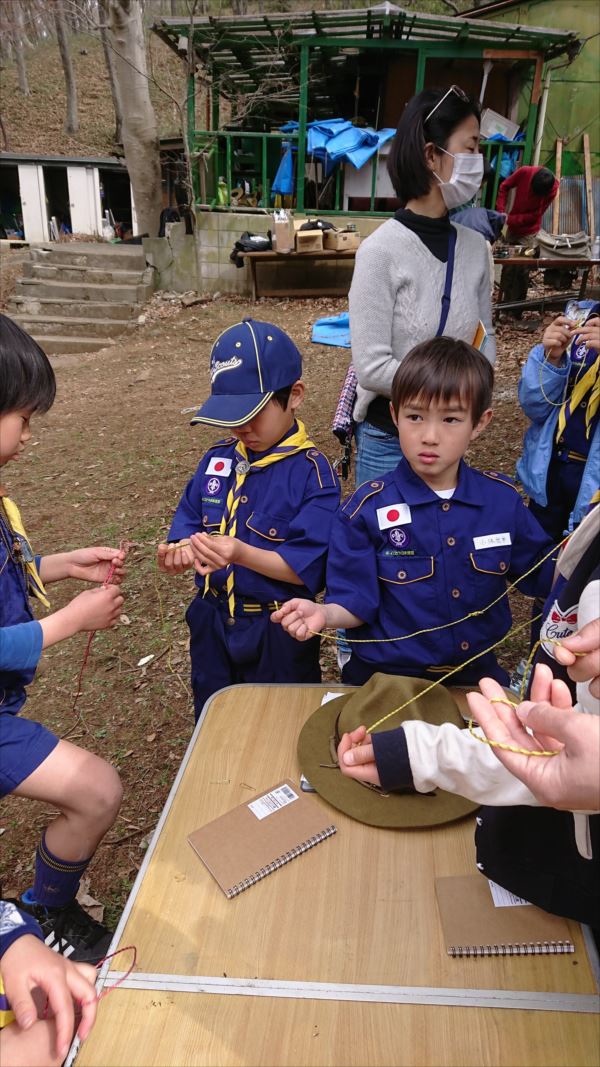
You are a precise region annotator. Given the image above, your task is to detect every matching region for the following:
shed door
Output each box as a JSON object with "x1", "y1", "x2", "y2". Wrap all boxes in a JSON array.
[
  {"x1": 67, "y1": 166, "x2": 102, "y2": 236},
  {"x1": 18, "y1": 164, "x2": 49, "y2": 242}
]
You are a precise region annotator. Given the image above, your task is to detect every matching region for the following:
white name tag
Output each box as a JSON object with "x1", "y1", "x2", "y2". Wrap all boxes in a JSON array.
[
  {"x1": 205, "y1": 456, "x2": 233, "y2": 477},
  {"x1": 473, "y1": 532, "x2": 512, "y2": 550},
  {"x1": 376, "y1": 503, "x2": 411, "y2": 530}
]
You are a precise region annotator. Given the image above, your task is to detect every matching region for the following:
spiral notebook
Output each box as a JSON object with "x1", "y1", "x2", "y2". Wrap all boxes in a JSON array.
[
  {"x1": 188, "y1": 780, "x2": 337, "y2": 899},
  {"x1": 435, "y1": 875, "x2": 575, "y2": 958}
]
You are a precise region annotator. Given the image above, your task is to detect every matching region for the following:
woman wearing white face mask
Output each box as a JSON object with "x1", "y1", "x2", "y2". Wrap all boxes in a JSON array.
[{"x1": 348, "y1": 85, "x2": 496, "y2": 484}]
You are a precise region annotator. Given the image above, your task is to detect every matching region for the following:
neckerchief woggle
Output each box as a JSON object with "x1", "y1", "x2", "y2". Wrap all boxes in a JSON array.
[
  {"x1": 203, "y1": 419, "x2": 316, "y2": 617},
  {"x1": 0, "y1": 495, "x2": 50, "y2": 608}
]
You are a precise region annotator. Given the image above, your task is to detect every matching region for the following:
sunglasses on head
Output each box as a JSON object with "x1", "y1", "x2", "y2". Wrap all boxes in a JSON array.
[{"x1": 424, "y1": 85, "x2": 470, "y2": 125}]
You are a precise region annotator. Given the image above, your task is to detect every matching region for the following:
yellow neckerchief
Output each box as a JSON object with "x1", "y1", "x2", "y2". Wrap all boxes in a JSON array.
[
  {"x1": 0, "y1": 495, "x2": 50, "y2": 608},
  {"x1": 204, "y1": 419, "x2": 315, "y2": 617},
  {"x1": 0, "y1": 974, "x2": 15, "y2": 1029},
  {"x1": 556, "y1": 347, "x2": 600, "y2": 442}
]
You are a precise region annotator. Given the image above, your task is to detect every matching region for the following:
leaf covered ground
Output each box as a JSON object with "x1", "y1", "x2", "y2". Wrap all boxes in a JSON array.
[{"x1": 0, "y1": 270, "x2": 557, "y2": 927}]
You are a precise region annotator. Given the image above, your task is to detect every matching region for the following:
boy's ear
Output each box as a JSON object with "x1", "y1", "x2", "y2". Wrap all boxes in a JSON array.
[
  {"x1": 289, "y1": 380, "x2": 305, "y2": 410},
  {"x1": 470, "y1": 407, "x2": 493, "y2": 442},
  {"x1": 389, "y1": 400, "x2": 399, "y2": 428}
]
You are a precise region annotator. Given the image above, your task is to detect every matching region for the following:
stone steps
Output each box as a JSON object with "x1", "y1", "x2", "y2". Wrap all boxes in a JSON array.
[
  {"x1": 9, "y1": 295, "x2": 138, "y2": 320},
  {"x1": 9, "y1": 242, "x2": 154, "y2": 353},
  {"x1": 15, "y1": 277, "x2": 152, "y2": 303},
  {"x1": 10, "y1": 314, "x2": 135, "y2": 339}
]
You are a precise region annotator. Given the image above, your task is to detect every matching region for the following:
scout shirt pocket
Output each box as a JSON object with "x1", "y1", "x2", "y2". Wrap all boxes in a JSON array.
[
  {"x1": 245, "y1": 511, "x2": 290, "y2": 544},
  {"x1": 468, "y1": 547, "x2": 510, "y2": 607},
  {"x1": 376, "y1": 553, "x2": 436, "y2": 606}
]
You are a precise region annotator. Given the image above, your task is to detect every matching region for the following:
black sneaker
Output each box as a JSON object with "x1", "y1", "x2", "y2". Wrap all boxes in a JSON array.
[{"x1": 17, "y1": 896, "x2": 113, "y2": 964}]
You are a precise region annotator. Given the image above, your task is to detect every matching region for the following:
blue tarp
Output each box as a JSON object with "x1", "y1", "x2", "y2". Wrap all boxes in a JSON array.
[
  {"x1": 271, "y1": 142, "x2": 295, "y2": 195},
  {"x1": 278, "y1": 119, "x2": 395, "y2": 170},
  {"x1": 311, "y1": 312, "x2": 351, "y2": 348}
]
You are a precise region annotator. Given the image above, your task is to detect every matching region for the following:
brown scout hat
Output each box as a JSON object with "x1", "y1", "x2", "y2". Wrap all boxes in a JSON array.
[{"x1": 297, "y1": 673, "x2": 481, "y2": 829}]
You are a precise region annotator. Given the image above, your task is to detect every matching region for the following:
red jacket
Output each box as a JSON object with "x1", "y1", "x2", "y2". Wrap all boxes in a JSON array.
[{"x1": 496, "y1": 166, "x2": 558, "y2": 236}]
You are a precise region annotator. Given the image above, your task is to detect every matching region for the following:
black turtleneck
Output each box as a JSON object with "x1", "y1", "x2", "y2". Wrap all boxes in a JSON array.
[{"x1": 394, "y1": 208, "x2": 452, "y2": 262}]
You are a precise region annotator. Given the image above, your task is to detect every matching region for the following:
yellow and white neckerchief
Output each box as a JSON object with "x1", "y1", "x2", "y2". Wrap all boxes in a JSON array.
[
  {"x1": 204, "y1": 420, "x2": 315, "y2": 617},
  {"x1": 0, "y1": 495, "x2": 50, "y2": 608},
  {"x1": 556, "y1": 353, "x2": 600, "y2": 442}
]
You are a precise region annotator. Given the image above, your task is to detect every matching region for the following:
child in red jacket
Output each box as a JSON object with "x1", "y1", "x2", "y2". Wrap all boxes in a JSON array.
[{"x1": 496, "y1": 166, "x2": 558, "y2": 313}]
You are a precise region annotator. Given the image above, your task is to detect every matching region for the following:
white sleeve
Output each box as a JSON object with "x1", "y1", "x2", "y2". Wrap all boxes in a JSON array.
[{"x1": 402, "y1": 719, "x2": 540, "y2": 806}]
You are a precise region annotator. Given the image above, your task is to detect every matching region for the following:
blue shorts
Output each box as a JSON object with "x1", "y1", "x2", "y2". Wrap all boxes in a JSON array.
[{"x1": 0, "y1": 711, "x2": 59, "y2": 798}]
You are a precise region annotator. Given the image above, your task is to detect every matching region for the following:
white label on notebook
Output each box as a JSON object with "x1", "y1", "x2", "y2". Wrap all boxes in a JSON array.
[
  {"x1": 248, "y1": 784, "x2": 299, "y2": 821},
  {"x1": 376, "y1": 503, "x2": 411, "y2": 530},
  {"x1": 488, "y1": 879, "x2": 532, "y2": 908},
  {"x1": 473, "y1": 532, "x2": 512, "y2": 550}
]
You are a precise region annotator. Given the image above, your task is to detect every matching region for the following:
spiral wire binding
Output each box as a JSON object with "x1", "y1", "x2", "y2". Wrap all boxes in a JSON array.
[
  {"x1": 448, "y1": 940, "x2": 574, "y2": 958},
  {"x1": 226, "y1": 825, "x2": 337, "y2": 898}
]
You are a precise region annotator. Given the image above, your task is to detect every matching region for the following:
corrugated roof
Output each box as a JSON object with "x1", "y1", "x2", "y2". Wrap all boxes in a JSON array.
[{"x1": 153, "y1": 6, "x2": 579, "y2": 109}]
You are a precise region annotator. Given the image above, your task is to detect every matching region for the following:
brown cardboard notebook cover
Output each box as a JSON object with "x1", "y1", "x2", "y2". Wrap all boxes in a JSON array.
[
  {"x1": 188, "y1": 780, "x2": 337, "y2": 899},
  {"x1": 435, "y1": 875, "x2": 575, "y2": 957}
]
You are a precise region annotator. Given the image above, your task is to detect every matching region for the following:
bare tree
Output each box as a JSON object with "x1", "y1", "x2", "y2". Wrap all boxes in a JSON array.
[
  {"x1": 98, "y1": 0, "x2": 124, "y2": 142},
  {"x1": 12, "y1": 1, "x2": 30, "y2": 95},
  {"x1": 55, "y1": 0, "x2": 80, "y2": 134},
  {"x1": 107, "y1": 0, "x2": 162, "y2": 237}
]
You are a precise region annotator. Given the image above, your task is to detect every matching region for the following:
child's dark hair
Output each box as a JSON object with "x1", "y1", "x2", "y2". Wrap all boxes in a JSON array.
[
  {"x1": 387, "y1": 88, "x2": 480, "y2": 205},
  {"x1": 530, "y1": 167, "x2": 555, "y2": 196},
  {"x1": 391, "y1": 337, "x2": 493, "y2": 424},
  {"x1": 272, "y1": 384, "x2": 293, "y2": 409},
  {"x1": 0, "y1": 314, "x2": 56, "y2": 416}
]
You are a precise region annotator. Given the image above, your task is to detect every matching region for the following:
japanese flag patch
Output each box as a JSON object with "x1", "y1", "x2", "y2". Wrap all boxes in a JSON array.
[
  {"x1": 205, "y1": 456, "x2": 233, "y2": 477},
  {"x1": 376, "y1": 503, "x2": 411, "y2": 530}
]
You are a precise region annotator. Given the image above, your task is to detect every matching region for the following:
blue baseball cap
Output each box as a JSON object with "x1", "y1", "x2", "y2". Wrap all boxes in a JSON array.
[{"x1": 191, "y1": 319, "x2": 303, "y2": 427}]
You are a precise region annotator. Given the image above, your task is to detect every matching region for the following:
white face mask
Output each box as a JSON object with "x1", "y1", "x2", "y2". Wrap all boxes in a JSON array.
[{"x1": 433, "y1": 149, "x2": 484, "y2": 210}]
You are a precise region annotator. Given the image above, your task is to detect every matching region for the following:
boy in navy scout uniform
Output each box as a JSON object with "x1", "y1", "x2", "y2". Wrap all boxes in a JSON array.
[
  {"x1": 158, "y1": 319, "x2": 340, "y2": 719},
  {"x1": 273, "y1": 337, "x2": 554, "y2": 688}
]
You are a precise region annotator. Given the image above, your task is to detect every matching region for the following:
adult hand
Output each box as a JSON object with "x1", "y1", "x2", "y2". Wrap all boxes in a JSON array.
[
  {"x1": 67, "y1": 546, "x2": 126, "y2": 585},
  {"x1": 156, "y1": 540, "x2": 194, "y2": 575},
  {"x1": 189, "y1": 532, "x2": 238, "y2": 575},
  {"x1": 541, "y1": 315, "x2": 573, "y2": 363},
  {"x1": 270, "y1": 598, "x2": 326, "y2": 641},
  {"x1": 554, "y1": 618, "x2": 600, "y2": 698},
  {"x1": 1, "y1": 934, "x2": 97, "y2": 1060},
  {"x1": 337, "y1": 724, "x2": 381, "y2": 786},
  {"x1": 467, "y1": 665, "x2": 600, "y2": 810}
]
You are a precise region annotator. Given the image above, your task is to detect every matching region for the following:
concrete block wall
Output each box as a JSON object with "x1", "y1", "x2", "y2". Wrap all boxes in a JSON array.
[{"x1": 144, "y1": 212, "x2": 385, "y2": 296}]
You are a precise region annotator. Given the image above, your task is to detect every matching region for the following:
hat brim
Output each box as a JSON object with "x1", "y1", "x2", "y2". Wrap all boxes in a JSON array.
[
  {"x1": 297, "y1": 675, "x2": 482, "y2": 829},
  {"x1": 191, "y1": 390, "x2": 273, "y2": 427}
]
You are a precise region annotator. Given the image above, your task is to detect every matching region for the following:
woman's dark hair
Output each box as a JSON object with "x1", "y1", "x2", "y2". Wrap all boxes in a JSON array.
[
  {"x1": 0, "y1": 313, "x2": 56, "y2": 415},
  {"x1": 391, "y1": 336, "x2": 493, "y2": 424},
  {"x1": 387, "y1": 87, "x2": 481, "y2": 205},
  {"x1": 530, "y1": 167, "x2": 555, "y2": 196}
]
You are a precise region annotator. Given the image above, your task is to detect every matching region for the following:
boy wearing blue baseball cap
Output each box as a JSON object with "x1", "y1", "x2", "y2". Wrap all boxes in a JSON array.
[{"x1": 158, "y1": 319, "x2": 340, "y2": 719}]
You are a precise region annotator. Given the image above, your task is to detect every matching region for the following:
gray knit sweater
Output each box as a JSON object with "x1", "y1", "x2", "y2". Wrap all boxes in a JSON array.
[{"x1": 349, "y1": 218, "x2": 496, "y2": 423}]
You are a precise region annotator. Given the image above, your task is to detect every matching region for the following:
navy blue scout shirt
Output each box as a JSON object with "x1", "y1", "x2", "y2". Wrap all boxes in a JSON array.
[
  {"x1": 325, "y1": 458, "x2": 554, "y2": 673},
  {"x1": 168, "y1": 428, "x2": 340, "y2": 603},
  {"x1": 0, "y1": 511, "x2": 43, "y2": 714}
]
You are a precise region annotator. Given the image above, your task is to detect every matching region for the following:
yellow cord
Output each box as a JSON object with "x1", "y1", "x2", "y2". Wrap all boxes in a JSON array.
[
  {"x1": 365, "y1": 613, "x2": 540, "y2": 733},
  {"x1": 468, "y1": 695, "x2": 561, "y2": 757}
]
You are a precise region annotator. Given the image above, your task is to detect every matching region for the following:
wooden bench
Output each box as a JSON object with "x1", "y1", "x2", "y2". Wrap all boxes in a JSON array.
[
  {"x1": 493, "y1": 255, "x2": 599, "y2": 317},
  {"x1": 241, "y1": 249, "x2": 357, "y2": 300}
]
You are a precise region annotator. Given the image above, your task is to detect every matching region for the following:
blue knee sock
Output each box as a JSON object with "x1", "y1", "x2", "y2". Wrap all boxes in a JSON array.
[{"x1": 28, "y1": 831, "x2": 93, "y2": 908}]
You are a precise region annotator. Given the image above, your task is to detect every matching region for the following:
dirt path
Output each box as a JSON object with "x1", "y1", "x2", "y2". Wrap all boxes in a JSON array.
[{"x1": 0, "y1": 287, "x2": 548, "y2": 926}]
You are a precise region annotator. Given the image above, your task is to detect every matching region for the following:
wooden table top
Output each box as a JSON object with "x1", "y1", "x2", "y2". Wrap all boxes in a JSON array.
[{"x1": 73, "y1": 685, "x2": 600, "y2": 1067}]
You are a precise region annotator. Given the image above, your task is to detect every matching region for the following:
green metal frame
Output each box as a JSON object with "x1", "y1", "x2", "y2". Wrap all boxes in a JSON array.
[{"x1": 152, "y1": 8, "x2": 577, "y2": 217}]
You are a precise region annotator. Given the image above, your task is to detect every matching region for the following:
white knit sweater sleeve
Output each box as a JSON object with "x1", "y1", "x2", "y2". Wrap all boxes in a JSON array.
[
  {"x1": 402, "y1": 719, "x2": 539, "y2": 806},
  {"x1": 349, "y1": 225, "x2": 402, "y2": 397}
]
